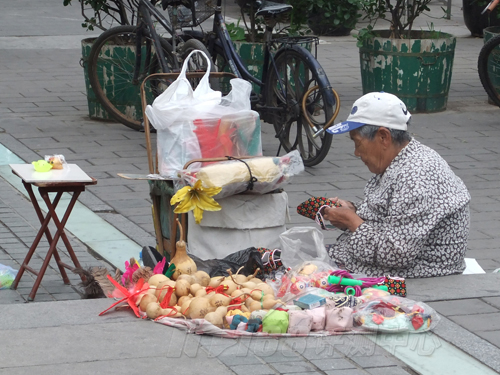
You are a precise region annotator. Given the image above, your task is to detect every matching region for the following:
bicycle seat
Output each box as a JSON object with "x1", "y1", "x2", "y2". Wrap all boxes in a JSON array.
[{"x1": 255, "y1": 0, "x2": 293, "y2": 17}]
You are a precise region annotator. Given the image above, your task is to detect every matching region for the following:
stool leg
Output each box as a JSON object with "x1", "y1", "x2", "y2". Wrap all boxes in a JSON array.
[
  {"x1": 10, "y1": 186, "x2": 55, "y2": 291},
  {"x1": 10, "y1": 215, "x2": 52, "y2": 290},
  {"x1": 41, "y1": 190, "x2": 83, "y2": 277},
  {"x1": 54, "y1": 191, "x2": 84, "y2": 272},
  {"x1": 38, "y1": 190, "x2": 71, "y2": 284},
  {"x1": 27, "y1": 191, "x2": 74, "y2": 301}
]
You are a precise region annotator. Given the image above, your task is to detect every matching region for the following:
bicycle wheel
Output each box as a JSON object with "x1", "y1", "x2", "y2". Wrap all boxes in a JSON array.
[
  {"x1": 265, "y1": 47, "x2": 334, "y2": 167},
  {"x1": 88, "y1": 25, "x2": 175, "y2": 131},
  {"x1": 180, "y1": 39, "x2": 214, "y2": 71},
  {"x1": 478, "y1": 34, "x2": 500, "y2": 107}
]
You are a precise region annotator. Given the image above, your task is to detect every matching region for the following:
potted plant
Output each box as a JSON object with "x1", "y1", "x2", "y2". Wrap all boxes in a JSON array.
[
  {"x1": 63, "y1": 0, "x2": 137, "y2": 31},
  {"x1": 356, "y1": 0, "x2": 456, "y2": 113},
  {"x1": 463, "y1": 0, "x2": 500, "y2": 37},
  {"x1": 64, "y1": 0, "x2": 140, "y2": 122},
  {"x1": 288, "y1": 0, "x2": 362, "y2": 36}
]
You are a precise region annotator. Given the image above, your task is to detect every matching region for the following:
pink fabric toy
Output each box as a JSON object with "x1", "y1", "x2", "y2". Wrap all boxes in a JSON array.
[
  {"x1": 306, "y1": 306, "x2": 326, "y2": 331},
  {"x1": 288, "y1": 310, "x2": 313, "y2": 334}
]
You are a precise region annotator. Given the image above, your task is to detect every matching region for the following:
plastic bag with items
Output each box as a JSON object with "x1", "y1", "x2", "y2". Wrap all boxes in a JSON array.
[
  {"x1": 272, "y1": 261, "x2": 337, "y2": 302},
  {"x1": 180, "y1": 150, "x2": 304, "y2": 199},
  {"x1": 145, "y1": 50, "x2": 261, "y2": 178},
  {"x1": 0, "y1": 264, "x2": 17, "y2": 289},
  {"x1": 353, "y1": 295, "x2": 439, "y2": 333}
]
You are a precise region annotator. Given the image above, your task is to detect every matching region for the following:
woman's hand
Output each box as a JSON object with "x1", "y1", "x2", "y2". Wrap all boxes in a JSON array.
[
  {"x1": 329, "y1": 197, "x2": 356, "y2": 212},
  {"x1": 322, "y1": 204, "x2": 364, "y2": 232}
]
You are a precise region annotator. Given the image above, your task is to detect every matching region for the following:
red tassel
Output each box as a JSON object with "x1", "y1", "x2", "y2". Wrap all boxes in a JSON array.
[{"x1": 412, "y1": 315, "x2": 424, "y2": 330}]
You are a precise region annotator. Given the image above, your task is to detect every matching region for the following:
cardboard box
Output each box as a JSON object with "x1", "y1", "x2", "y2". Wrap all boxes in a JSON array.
[{"x1": 293, "y1": 294, "x2": 326, "y2": 310}]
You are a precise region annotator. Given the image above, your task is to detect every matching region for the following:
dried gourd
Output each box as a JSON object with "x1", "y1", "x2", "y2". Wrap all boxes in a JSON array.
[{"x1": 170, "y1": 219, "x2": 197, "y2": 280}]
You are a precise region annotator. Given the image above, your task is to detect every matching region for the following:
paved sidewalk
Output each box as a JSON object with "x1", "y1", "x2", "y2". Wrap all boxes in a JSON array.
[{"x1": 1, "y1": 0, "x2": 500, "y2": 374}]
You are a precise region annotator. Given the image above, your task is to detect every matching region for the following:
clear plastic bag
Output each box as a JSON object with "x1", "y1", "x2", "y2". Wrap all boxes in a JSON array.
[
  {"x1": 44, "y1": 154, "x2": 67, "y2": 170},
  {"x1": 181, "y1": 150, "x2": 304, "y2": 199},
  {"x1": 279, "y1": 227, "x2": 330, "y2": 268},
  {"x1": 274, "y1": 261, "x2": 337, "y2": 302},
  {"x1": 352, "y1": 295, "x2": 440, "y2": 333},
  {"x1": 0, "y1": 264, "x2": 18, "y2": 289}
]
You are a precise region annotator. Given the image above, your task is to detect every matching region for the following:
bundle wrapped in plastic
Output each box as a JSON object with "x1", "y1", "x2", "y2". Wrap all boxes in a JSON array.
[
  {"x1": 352, "y1": 295, "x2": 439, "y2": 333},
  {"x1": 180, "y1": 150, "x2": 304, "y2": 199}
]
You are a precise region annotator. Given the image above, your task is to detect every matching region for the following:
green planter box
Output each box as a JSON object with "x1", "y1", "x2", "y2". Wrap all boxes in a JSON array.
[
  {"x1": 359, "y1": 31, "x2": 456, "y2": 113},
  {"x1": 81, "y1": 38, "x2": 114, "y2": 121},
  {"x1": 81, "y1": 38, "x2": 145, "y2": 123},
  {"x1": 233, "y1": 41, "x2": 265, "y2": 95}
]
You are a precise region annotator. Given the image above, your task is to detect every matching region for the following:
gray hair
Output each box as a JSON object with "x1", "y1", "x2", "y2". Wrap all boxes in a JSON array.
[{"x1": 356, "y1": 125, "x2": 411, "y2": 145}]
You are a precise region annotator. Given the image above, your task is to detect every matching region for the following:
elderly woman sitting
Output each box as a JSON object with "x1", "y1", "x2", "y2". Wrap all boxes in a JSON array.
[{"x1": 323, "y1": 92, "x2": 470, "y2": 278}]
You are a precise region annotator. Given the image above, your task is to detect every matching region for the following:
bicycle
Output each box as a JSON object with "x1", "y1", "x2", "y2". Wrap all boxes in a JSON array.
[
  {"x1": 87, "y1": 0, "x2": 214, "y2": 131},
  {"x1": 183, "y1": 0, "x2": 340, "y2": 166},
  {"x1": 89, "y1": 0, "x2": 340, "y2": 166},
  {"x1": 478, "y1": 0, "x2": 500, "y2": 107}
]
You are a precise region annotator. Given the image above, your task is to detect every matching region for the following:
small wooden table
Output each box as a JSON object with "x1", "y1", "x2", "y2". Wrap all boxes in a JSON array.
[{"x1": 9, "y1": 164, "x2": 97, "y2": 301}]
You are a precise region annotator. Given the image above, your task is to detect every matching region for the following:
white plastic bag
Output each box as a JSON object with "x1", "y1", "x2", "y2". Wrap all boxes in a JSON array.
[
  {"x1": 146, "y1": 50, "x2": 221, "y2": 128},
  {"x1": 279, "y1": 227, "x2": 329, "y2": 268},
  {"x1": 145, "y1": 50, "x2": 258, "y2": 178}
]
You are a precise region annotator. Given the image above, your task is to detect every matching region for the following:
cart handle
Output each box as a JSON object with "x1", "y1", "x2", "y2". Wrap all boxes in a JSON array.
[{"x1": 183, "y1": 156, "x2": 258, "y2": 169}]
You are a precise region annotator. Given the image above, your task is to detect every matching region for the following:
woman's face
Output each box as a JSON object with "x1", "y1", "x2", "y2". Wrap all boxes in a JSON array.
[{"x1": 349, "y1": 129, "x2": 387, "y2": 174}]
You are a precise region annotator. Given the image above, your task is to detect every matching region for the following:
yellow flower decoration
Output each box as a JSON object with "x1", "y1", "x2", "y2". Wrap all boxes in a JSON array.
[{"x1": 170, "y1": 180, "x2": 222, "y2": 224}]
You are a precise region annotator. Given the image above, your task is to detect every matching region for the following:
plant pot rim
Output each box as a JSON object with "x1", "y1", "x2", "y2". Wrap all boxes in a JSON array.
[
  {"x1": 368, "y1": 30, "x2": 456, "y2": 41},
  {"x1": 484, "y1": 26, "x2": 500, "y2": 33}
]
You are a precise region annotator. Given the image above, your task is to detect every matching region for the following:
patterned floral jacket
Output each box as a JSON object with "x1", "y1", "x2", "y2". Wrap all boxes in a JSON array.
[{"x1": 329, "y1": 139, "x2": 471, "y2": 278}]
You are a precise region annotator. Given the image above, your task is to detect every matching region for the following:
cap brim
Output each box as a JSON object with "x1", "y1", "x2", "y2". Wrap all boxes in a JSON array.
[{"x1": 326, "y1": 121, "x2": 365, "y2": 135}]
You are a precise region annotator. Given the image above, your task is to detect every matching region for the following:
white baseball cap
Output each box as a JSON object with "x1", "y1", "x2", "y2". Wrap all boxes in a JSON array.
[{"x1": 327, "y1": 92, "x2": 411, "y2": 135}]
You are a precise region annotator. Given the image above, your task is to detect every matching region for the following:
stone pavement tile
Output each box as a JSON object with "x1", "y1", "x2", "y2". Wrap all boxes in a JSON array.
[
  {"x1": 475, "y1": 259, "x2": 500, "y2": 272},
  {"x1": 350, "y1": 355, "x2": 402, "y2": 369},
  {"x1": 483, "y1": 297, "x2": 500, "y2": 309},
  {"x1": 24, "y1": 293, "x2": 56, "y2": 302},
  {"x1": 366, "y1": 367, "x2": 412, "y2": 375},
  {"x1": 256, "y1": 348, "x2": 302, "y2": 363},
  {"x1": 52, "y1": 292, "x2": 82, "y2": 301},
  {"x1": 270, "y1": 360, "x2": 317, "y2": 373},
  {"x1": 325, "y1": 370, "x2": 368, "y2": 375},
  {"x1": 41, "y1": 284, "x2": 78, "y2": 294},
  {"x1": 203, "y1": 342, "x2": 253, "y2": 361},
  {"x1": 0, "y1": 357, "x2": 230, "y2": 375},
  {"x1": 448, "y1": 312, "x2": 500, "y2": 332},
  {"x1": 474, "y1": 330, "x2": 500, "y2": 347},
  {"x1": 0, "y1": 289, "x2": 25, "y2": 304},
  {"x1": 217, "y1": 352, "x2": 263, "y2": 366},
  {"x1": 429, "y1": 298, "x2": 500, "y2": 316},
  {"x1": 310, "y1": 358, "x2": 357, "y2": 371},
  {"x1": 230, "y1": 364, "x2": 276, "y2": 375}
]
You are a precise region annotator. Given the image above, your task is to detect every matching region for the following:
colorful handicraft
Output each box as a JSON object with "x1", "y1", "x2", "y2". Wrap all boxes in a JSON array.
[
  {"x1": 383, "y1": 276, "x2": 407, "y2": 297},
  {"x1": 276, "y1": 262, "x2": 331, "y2": 298},
  {"x1": 296, "y1": 197, "x2": 341, "y2": 220},
  {"x1": 353, "y1": 297, "x2": 433, "y2": 332}
]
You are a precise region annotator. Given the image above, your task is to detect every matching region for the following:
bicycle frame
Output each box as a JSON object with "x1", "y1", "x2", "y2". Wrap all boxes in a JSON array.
[
  {"x1": 134, "y1": 0, "x2": 187, "y2": 78},
  {"x1": 211, "y1": 8, "x2": 266, "y2": 88},
  {"x1": 198, "y1": 0, "x2": 337, "y2": 132}
]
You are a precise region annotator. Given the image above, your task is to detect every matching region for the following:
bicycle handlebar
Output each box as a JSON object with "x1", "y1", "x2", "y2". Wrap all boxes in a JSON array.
[{"x1": 482, "y1": 0, "x2": 499, "y2": 14}]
